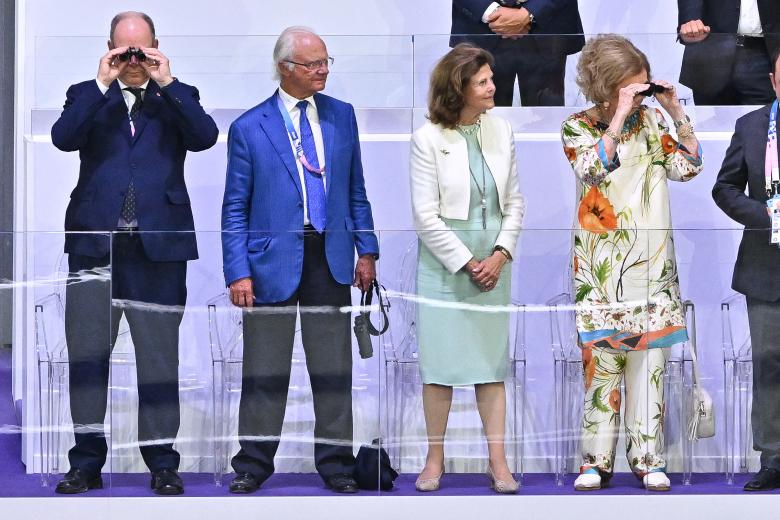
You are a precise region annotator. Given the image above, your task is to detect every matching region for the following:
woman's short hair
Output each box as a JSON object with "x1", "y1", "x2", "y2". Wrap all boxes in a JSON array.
[
  {"x1": 576, "y1": 34, "x2": 651, "y2": 104},
  {"x1": 428, "y1": 43, "x2": 495, "y2": 129}
]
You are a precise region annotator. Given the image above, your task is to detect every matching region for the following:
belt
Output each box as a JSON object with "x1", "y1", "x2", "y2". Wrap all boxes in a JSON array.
[
  {"x1": 735, "y1": 34, "x2": 765, "y2": 48},
  {"x1": 116, "y1": 226, "x2": 139, "y2": 234},
  {"x1": 303, "y1": 224, "x2": 321, "y2": 235}
]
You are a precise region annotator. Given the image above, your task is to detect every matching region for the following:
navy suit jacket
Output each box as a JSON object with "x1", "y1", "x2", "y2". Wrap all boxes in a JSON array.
[
  {"x1": 713, "y1": 103, "x2": 780, "y2": 302},
  {"x1": 51, "y1": 78, "x2": 218, "y2": 261},
  {"x1": 450, "y1": 0, "x2": 584, "y2": 56},
  {"x1": 221, "y1": 91, "x2": 379, "y2": 304},
  {"x1": 678, "y1": 0, "x2": 780, "y2": 96}
]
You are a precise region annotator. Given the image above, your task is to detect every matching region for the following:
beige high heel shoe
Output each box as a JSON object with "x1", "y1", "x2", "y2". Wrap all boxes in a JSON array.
[
  {"x1": 487, "y1": 465, "x2": 519, "y2": 494},
  {"x1": 415, "y1": 467, "x2": 444, "y2": 492}
]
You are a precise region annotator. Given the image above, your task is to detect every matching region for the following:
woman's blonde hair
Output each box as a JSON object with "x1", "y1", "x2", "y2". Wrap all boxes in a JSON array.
[{"x1": 576, "y1": 34, "x2": 651, "y2": 104}]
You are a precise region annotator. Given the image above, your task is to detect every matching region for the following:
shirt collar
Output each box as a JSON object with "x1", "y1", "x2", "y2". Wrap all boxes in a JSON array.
[
  {"x1": 278, "y1": 85, "x2": 316, "y2": 113},
  {"x1": 117, "y1": 78, "x2": 150, "y2": 92}
]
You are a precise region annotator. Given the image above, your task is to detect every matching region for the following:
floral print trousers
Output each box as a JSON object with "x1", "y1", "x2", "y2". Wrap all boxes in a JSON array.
[{"x1": 580, "y1": 346, "x2": 669, "y2": 476}]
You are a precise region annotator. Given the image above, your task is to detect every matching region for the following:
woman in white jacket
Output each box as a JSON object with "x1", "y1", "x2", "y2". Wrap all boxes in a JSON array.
[{"x1": 409, "y1": 43, "x2": 525, "y2": 494}]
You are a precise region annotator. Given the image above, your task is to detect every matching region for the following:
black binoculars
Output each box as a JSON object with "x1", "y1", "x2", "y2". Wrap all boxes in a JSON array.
[
  {"x1": 117, "y1": 47, "x2": 147, "y2": 62},
  {"x1": 638, "y1": 82, "x2": 667, "y2": 97}
]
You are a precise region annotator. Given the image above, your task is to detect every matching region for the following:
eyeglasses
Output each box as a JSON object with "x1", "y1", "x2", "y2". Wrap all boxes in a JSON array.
[{"x1": 284, "y1": 56, "x2": 334, "y2": 71}]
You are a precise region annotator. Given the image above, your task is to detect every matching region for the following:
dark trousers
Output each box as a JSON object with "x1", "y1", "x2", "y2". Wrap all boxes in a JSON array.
[
  {"x1": 231, "y1": 229, "x2": 354, "y2": 482},
  {"x1": 64, "y1": 233, "x2": 186, "y2": 475},
  {"x1": 747, "y1": 297, "x2": 780, "y2": 470},
  {"x1": 491, "y1": 38, "x2": 567, "y2": 107},
  {"x1": 692, "y1": 44, "x2": 775, "y2": 106}
]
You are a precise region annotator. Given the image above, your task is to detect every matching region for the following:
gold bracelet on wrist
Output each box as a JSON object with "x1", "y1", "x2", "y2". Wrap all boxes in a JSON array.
[
  {"x1": 677, "y1": 122, "x2": 694, "y2": 139},
  {"x1": 604, "y1": 128, "x2": 620, "y2": 142},
  {"x1": 494, "y1": 246, "x2": 512, "y2": 261}
]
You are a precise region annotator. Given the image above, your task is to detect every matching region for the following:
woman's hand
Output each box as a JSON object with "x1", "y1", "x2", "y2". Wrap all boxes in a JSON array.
[
  {"x1": 471, "y1": 252, "x2": 507, "y2": 291},
  {"x1": 652, "y1": 79, "x2": 685, "y2": 121},
  {"x1": 614, "y1": 83, "x2": 648, "y2": 121}
]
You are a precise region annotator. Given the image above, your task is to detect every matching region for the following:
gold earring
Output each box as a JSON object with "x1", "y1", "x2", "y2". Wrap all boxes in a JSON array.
[{"x1": 602, "y1": 101, "x2": 610, "y2": 109}]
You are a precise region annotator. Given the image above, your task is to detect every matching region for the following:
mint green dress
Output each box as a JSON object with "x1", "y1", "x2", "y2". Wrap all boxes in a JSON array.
[{"x1": 416, "y1": 125, "x2": 511, "y2": 386}]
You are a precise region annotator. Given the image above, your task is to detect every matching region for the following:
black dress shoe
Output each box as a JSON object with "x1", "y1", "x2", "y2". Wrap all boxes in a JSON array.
[
  {"x1": 325, "y1": 473, "x2": 359, "y2": 494},
  {"x1": 55, "y1": 468, "x2": 103, "y2": 494},
  {"x1": 151, "y1": 468, "x2": 184, "y2": 495},
  {"x1": 745, "y1": 467, "x2": 780, "y2": 491},
  {"x1": 229, "y1": 472, "x2": 261, "y2": 494}
]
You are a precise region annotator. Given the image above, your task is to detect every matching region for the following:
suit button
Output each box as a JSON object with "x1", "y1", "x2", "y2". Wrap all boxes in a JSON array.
[
  {"x1": 297, "y1": 202, "x2": 303, "y2": 207},
  {"x1": 130, "y1": 163, "x2": 137, "y2": 169}
]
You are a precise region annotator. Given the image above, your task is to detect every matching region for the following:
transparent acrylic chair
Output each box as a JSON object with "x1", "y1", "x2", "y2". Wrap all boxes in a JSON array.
[
  {"x1": 382, "y1": 239, "x2": 527, "y2": 482},
  {"x1": 721, "y1": 292, "x2": 753, "y2": 483},
  {"x1": 207, "y1": 292, "x2": 243, "y2": 485},
  {"x1": 547, "y1": 292, "x2": 695, "y2": 486},
  {"x1": 34, "y1": 253, "x2": 133, "y2": 484}
]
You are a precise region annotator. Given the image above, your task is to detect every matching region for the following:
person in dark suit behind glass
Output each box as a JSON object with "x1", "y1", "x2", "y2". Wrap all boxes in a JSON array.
[
  {"x1": 450, "y1": 0, "x2": 584, "y2": 106},
  {"x1": 713, "y1": 49, "x2": 780, "y2": 491},
  {"x1": 50, "y1": 11, "x2": 218, "y2": 495},
  {"x1": 678, "y1": 0, "x2": 780, "y2": 105}
]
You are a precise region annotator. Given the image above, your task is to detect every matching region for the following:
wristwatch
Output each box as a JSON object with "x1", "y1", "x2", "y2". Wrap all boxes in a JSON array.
[{"x1": 493, "y1": 245, "x2": 513, "y2": 261}]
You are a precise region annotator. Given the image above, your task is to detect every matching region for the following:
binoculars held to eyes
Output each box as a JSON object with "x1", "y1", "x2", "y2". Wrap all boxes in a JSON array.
[
  {"x1": 117, "y1": 47, "x2": 147, "y2": 62},
  {"x1": 638, "y1": 82, "x2": 668, "y2": 97}
]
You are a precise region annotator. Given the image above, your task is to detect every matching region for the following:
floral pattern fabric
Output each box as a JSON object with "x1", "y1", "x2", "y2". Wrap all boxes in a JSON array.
[
  {"x1": 561, "y1": 106, "x2": 702, "y2": 351},
  {"x1": 580, "y1": 346, "x2": 669, "y2": 476}
]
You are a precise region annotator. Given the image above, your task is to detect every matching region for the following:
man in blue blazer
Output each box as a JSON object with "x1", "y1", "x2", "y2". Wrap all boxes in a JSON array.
[
  {"x1": 50, "y1": 12, "x2": 218, "y2": 495},
  {"x1": 678, "y1": 0, "x2": 780, "y2": 104},
  {"x1": 713, "y1": 49, "x2": 780, "y2": 491},
  {"x1": 221, "y1": 27, "x2": 378, "y2": 494},
  {"x1": 451, "y1": 0, "x2": 584, "y2": 106}
]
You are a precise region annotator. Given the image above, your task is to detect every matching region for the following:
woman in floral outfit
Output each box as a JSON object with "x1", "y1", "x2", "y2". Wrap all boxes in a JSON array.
[{"x1": 560, "y1": 35, "x2": 702, "y2": 491}]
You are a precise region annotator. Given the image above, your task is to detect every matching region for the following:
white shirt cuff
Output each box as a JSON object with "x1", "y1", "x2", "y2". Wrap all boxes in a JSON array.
[
  {"x1": 95, "y1": 79, "x2": 109, "y2": 95},
  {"x1": 481, "y1": 2, "x2": 501, "y2": 23}
]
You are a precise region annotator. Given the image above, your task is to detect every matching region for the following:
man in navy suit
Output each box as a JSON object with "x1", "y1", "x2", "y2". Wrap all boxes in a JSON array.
[
  {"x1": 50, "y1": 11, "x2": 218, "y2": 495},
  {"x1": 450, "y1": 0, "x2": 584, "y2": 106},
  {"x1": 221, "y1": 26, "x2": 378, "y2": 494},
  {"x1": 714, "y1": 49, "x2": 780, "y2": 491},
  {"x1": 678, "y1": 0, "x2": 780, "y2": 105}
]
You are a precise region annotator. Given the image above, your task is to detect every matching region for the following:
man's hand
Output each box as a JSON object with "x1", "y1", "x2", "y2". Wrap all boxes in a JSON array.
[
  {"x1": 488, "y1": 7, "x2": 532, "y2": 36},
  {"x1": 353, "y1": 254, "x2": 377, "y2": 292},
  {"x1": 97, "y1": 47, "x2": 129, "y2": 88},
  {"x1": 139, "y1": 47, "x2": 174, "y2": 87},
  {"x1": 229, "y1": 277, "x2": 255, "y2": 307},
  {"x1": 679, "y1": 20, "x2": 710, "y2": 43}
]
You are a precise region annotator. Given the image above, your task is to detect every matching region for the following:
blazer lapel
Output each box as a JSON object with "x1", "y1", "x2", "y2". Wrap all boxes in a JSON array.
[
  {"x1": 106, "y1": 82, "x2": 133, "y2": 143},
  {"x1": 130, "y1": 81, "x2": 162, "y2": 143},
  {"x1": 316, "y1": 94, "x2": 335, "y2": 197},
  {"x1": 479, "y1": 118, "x2": 506, "y2": 190},
  {"x1": 258, "y1": 91, "x2": 303, "y2": 200}
]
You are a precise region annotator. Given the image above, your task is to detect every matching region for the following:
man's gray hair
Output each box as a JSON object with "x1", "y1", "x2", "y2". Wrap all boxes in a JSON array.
[{"x1": 273, "y1": 26, "x2": 319, "y2": 80}]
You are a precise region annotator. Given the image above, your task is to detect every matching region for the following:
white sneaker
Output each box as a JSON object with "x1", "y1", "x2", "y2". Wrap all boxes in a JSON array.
[
  {"x1": 643, "y1": 472, "x2": 671, "y2": 491},
  {"x1": 574, "y1": 472, "x2": 601, "y2": 491}
]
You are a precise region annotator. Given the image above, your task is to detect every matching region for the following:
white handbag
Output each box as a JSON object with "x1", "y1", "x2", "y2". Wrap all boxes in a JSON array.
[{"x1": 687, "y1": 316, "x2": 715, "y2": 440}]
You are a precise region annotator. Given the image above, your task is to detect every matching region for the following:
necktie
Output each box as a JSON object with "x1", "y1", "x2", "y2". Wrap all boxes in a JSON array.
[
  {"x1": 296, "y1": 100, "x2": 326, "y2": 232},
  {"x1": 121, "y1": 87, "x2": 144, "y2": 224}
]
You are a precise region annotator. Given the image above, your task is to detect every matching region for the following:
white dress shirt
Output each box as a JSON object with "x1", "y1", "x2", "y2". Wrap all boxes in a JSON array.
[
  {"x1": 738, "y1": 0, "x2": 763, "y2": 36},
  {"x1": 277, "y1": 86, "x2": 326, "y2": 226},
  {"x1": 95, "y1": 78, "x2": 150, "y2": 228}
]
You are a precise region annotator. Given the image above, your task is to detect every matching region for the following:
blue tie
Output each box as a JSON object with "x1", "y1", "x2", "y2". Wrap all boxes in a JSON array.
[{"x1": 296, "y1": 100, "x2": 326, "y2": 232}]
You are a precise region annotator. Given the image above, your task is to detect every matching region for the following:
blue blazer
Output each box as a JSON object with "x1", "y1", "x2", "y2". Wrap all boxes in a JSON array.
[
  {"x1": 221, "y1": 91, "x2": 379, "y2": 304},
  {"x1": 713, "y1": 104, "x2": 780, "y2": 302},
  {"x1": 51, "y1": 79, "x2": 219, "y2": 261},
  {"x1": 450, "y1": 0, "x2": 584, "y2": 56}
]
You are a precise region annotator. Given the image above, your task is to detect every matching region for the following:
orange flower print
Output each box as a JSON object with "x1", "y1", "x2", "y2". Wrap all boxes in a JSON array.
[
  {"x1": 578, "y1": 186, "x2": 618, "y2": 233},
  {"x1": 609, "y1": 388, "x2": 621, "y2": 413},
  {"x1": 583, "y1": 347, "x2": 595, "y2": 390},
  {"x1": 564, "y1": 146, "x2": 577, "y2": 163},
  {"x1": 574, "y1": 255, "x2": 579, "y2": 274},
  {"x1": 661, "y1": 134, "x2": 678, "y2": 155}
]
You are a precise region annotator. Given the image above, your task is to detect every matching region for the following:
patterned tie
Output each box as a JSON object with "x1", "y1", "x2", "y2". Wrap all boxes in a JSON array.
[
  {"x1": 121, "y1": 87, "x2": 144, "y2": 224},
  {"x1": 296, "y1": 100, "x2": 326, "y2": 232}
]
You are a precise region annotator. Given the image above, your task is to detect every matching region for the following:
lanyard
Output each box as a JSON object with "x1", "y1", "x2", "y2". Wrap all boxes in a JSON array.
[
  {"x1": 276, "y1": 93, "x2": 325, "y2": 176},
  {"x1": 766, "y1": 99, "x2": 779, "y2": 197}
]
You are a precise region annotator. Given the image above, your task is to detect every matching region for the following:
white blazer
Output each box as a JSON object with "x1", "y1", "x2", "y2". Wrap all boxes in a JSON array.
[{"x1": 410, "y1": 113, "x2": 525, "y2": 274}]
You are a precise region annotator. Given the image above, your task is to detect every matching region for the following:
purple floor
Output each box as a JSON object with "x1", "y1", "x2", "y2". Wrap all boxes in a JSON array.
[{"x1": 0, "y1": 348, "x2": 776, "y2": 497}]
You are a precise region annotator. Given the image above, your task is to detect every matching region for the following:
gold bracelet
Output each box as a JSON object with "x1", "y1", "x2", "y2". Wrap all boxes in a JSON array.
[
  {"x1": 494, "y1": 246, "x2": 512, "y2": 261},
  {"x1": 604, "y1": 128, "x2": 620, "y2": 142},
  {"x1": 677, "y1": 123, "x2": 694, "y2": 139}
]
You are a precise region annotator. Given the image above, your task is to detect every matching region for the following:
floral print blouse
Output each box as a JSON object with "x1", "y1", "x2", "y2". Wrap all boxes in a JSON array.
[{"x1": 561, "y1": 106, "x2": 703, "y2": 351}]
